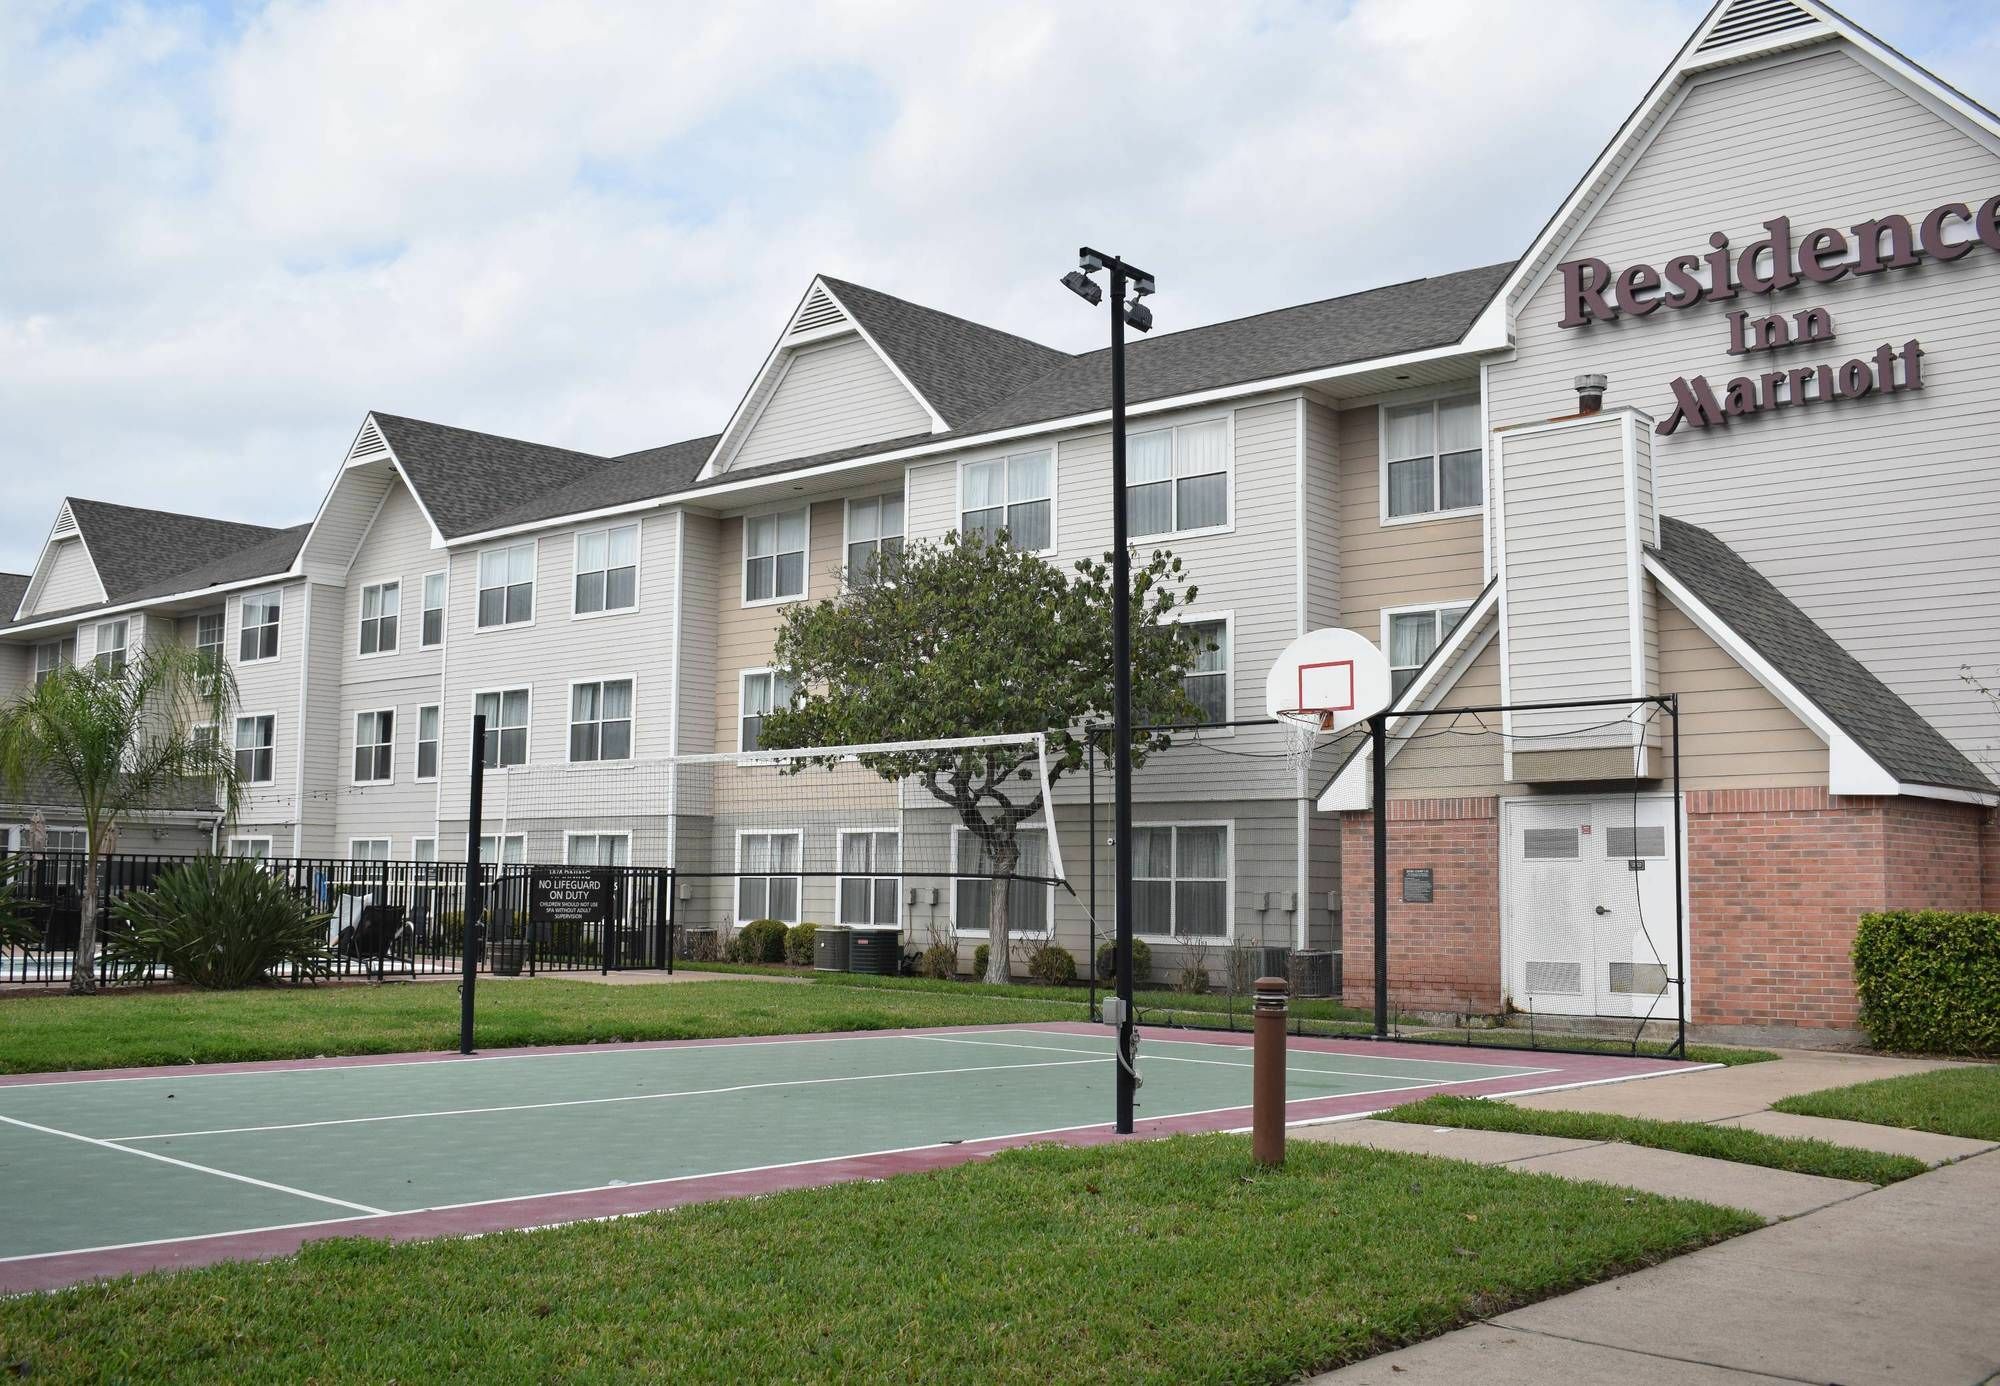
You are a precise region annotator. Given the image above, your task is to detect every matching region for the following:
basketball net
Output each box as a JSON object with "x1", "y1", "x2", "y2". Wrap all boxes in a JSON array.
[{"x1": 1276, "y1": 709, "x2": 1334, "y2": 793}]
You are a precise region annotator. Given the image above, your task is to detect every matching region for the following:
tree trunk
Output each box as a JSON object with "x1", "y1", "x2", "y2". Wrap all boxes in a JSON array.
[
  {"x1": 984, "y1": 835, "x2": 1018, "y2": 985},
  {"x1": 70, "y1": 843, "x2": 99, "y2": 996}
]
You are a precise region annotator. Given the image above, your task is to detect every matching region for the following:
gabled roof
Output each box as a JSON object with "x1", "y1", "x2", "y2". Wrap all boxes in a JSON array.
[
  {"x1": 65, "y1": 499, "x2": 295, "y2": 606},
  {"x1": 466, "y1": 434, "x2": 719, "y2": 535},
  {"x1": 0, "y1": 573, "x2": 28, "y2": 624},
  {"x1": 369, "y1": 413, "x2": 617, "y2": 541},
  {"x1": 1647, "y1": 517, "x2": 1991, "y2": 795}
]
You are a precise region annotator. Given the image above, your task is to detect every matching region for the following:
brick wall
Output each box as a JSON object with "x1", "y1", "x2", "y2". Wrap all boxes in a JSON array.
[{"x1": 1338, "y1": 798, "x2": 1499, "y2": 1015}]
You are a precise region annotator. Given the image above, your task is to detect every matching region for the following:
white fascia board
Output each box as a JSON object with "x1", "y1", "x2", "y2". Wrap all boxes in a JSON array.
[
  {"x1": 19, "y1": 506, "x2": 111, "y2": 619},
  {"x1": 293, "y1": 415, "x2": 448, "y2": 579},
  {"x1": 813, "y1": 280, "x2": 948, "y2": 436},
  {"x1": 697, "y1": 282, "x2": 819, "y2": 483},
  {"x1": 0, "y1": 569, "x2": 298, "y2": 639}
]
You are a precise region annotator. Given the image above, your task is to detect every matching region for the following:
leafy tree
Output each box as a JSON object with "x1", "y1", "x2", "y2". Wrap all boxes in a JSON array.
[
  {"x1": 0, "y1": 646, "x2": 241, "y2": 994},
  {"x1": 0, "y1": 854, "x2": 35, "y2": 952},
  {"x1": 760, "y1": 530, "x2": 1206, "y2": 982}
]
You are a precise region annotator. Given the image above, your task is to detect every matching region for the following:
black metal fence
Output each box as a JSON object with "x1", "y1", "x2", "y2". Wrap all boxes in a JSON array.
[{"x1": 1, "y1": 852, "x2": 676, "y2": 987}]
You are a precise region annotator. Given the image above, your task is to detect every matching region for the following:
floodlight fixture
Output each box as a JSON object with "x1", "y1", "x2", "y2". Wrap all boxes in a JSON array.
[
  {"x1": 1061, "y1": 269, "x2": 1103, "y2": 306},
  {"x1": 1123, "y1": 298, "x2": 1153, "y2": 332}
]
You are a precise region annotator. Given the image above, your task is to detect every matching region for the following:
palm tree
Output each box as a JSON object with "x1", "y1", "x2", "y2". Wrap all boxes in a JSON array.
[{"x1": 0, "y1": 644, "x2": 241, "y2": 994}]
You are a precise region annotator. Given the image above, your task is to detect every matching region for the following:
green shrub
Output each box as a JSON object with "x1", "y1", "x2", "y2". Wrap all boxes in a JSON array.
[
  {"x1": 972, "y1": 943, "x2": 991, "y2": 980},
  {"x1": 784, "y1": 922, "x2": 819, "y2": 967},
  {"x1": 0, "y1": 854, "x2": 36, "y2": 950},
  {"x1": 1095, "y1": 937, "x2": 1151, "y2": 982},
  {"x1": 1176, "y1": 963, "x2": 1211, "y2": 995},
  {"x1": 919, "y1": 942, "x2": 957, "y2": 979},
  {"x1": 105, "y1": 859, "x2": 333, "y2": 989},
  {"x1": 1026, "y1": 943, "x2": 1077, "y2": 986},
  {"x1": 1852, "y1": 910, "x2": 2000, "y2": 1056},
  {"x1": 731, "y1": 918, "x2": 789, "y2": 965}
]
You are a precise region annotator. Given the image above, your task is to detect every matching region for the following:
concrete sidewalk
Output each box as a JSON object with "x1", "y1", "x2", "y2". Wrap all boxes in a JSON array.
[{"x1": 1314, "y1": 1148, "x2": 2000, "y2": 1384}]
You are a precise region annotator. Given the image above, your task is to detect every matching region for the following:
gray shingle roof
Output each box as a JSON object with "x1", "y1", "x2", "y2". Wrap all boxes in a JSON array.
[
  {"x1": 0, "y1": 573, "x2": 28, "y2": 622},
  {"x1": 370, "y1": 413, "x2": 615, "y2": 540},
  {"x1": 463, "y1": 434, "x2": 719, "y2": 535},
  {"x1": 66, "y1": 499, "x2": 295, "y2": 605},
  {"x1": 1650, "y1": 516, "x2": 1991, "y2": 793}
]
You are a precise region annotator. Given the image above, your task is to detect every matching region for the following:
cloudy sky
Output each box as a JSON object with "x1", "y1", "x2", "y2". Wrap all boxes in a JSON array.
[{"x1": 3, "y1": 0, "x2": 1995, "y2": 573}]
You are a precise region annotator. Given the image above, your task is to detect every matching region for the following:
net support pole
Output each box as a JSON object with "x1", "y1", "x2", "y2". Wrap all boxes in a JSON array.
[
  {"x1": 1369, "y1": 710, "x2": 1389, "y2": 1040},
  {"x1": 1109, "y1": 257, "x2": 1137, "y2": 1137},
  {"x1": 1670, "y1": 693, "x2": 1687, "y2": 1059},
  {"x1": 1087, "y1": 722, "x2": 1099, "y2": 1020},
  {"x1": 461, "y1": 714, "x2": 486, "y2": 1056}
]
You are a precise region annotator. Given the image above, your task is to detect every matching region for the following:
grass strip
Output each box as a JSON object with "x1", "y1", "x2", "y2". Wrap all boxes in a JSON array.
[
  {"x1": 1773, "y1": 1065, "x2": 2000, "y2": 1142},
  {"x1": 1381, "y1": 1095, "x2": 1925, "y2": 1185},
  {"x1": 0, "y1": 979, "x2": 1080, "y2": 1075},
  {"x1": 0, "y1": 1135, "x2": 1755, "y2": 1384}
]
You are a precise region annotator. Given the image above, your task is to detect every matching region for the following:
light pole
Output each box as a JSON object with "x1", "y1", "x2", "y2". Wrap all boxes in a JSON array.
[{"x1": 1062, "y1": 247, "x2": 1154, "y2": 1135}]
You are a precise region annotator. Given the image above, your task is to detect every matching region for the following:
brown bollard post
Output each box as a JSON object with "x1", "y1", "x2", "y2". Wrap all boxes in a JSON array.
[{"x1": 1252, "y1": 976, "x2": 1288, "y2": 1166}]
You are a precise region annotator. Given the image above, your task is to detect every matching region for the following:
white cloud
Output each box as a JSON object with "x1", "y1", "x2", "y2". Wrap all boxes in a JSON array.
[{"x1": 0, "y1": 0, "x2": 1989, "y2": 572}]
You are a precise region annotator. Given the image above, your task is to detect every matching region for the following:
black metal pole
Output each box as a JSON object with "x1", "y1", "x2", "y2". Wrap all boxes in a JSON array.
[
  {"x1": 1370, "y1": 711, "x2": 1389, "y2": 1039},
  {"x1": 1108, "y1": 261, "x2": 1137, "y2": 1136},
  {"x1": 461, "y1": 714, "x2": 486, "y2": 1055},
  {"x1": 1087, "y1": 722, "x2": 1098, "y2": 1021},
  {"x1": 664, "y1": 869, "x2": 676, "y2": 975},
  {"x1": 1669, "y1": 694, "x2": 1686, "y2": 1059}
]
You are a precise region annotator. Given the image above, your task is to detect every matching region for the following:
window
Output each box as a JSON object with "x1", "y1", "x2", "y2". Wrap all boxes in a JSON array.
[
  {"x1": 1133, "y1": 825, "x2": 1229, "y2": 939},
  {"x1": 739, "y1": 669, "x2": 795, "y2": 752},
  {"x1": 349, "y1": 839, "x2": 392, "y2": 862},
  {"x1": 1384, "y1": 395, "x2": 1482, "y2": 520},
  {"x1": 743, "y1": 509, "x2": 807, "y2": 603},
  {"x1": 476, "y1": 542, "x2": 535, "y2": 628},
  {"x1": 416, "y1": 705, "x2": 440, "y2": 781},
  {"x1": 953, "y1": 828, "x2": 1051, "y2": 936},
  {"x1": 838, "y1": 830, "x2": 900, "y2": 926},
  {"x1": 32, "y1": 639, "x2": 72, "y2": 686},
  {"x1": 192, "y1": 723, "x2": 219, "y2": 757},
  {"x1": 234, "y1": 715, "x2": 274, "y2": 784},
  {"x1": 1127, "y1": 418, "x2": 1229, "y2": 537},
  {"x1": 240, "y1": 590, "x2": 281, "y2": 661},
  {"x1": 228, "y1": 837, "x2": 271, "y2": 860},
  {"x1": 575, "y1": 525, "x2": 639, "y2": 615},
  {"x1": 736, "y1": 831, "x2": 801, "y2": 923},
  {"x1": 359, "y1": 582, "x2": 400, "y2": 655},
  {"x1": 420, "y1": 572, "x2": 446, "y2": 647},
  {"x1": 569, "y1": 680, "x2": 633, "y2": 762},
  {"x1": 961, "y1": 450, "x2": 1052, "y2": 551},
  {"x1": 1180, "y1": 618, "x2": 1230, "y2": 724},
  {"x1": 93, "y1": 620, "x2": 128, "y2": 675},
  {"x1": 845, "y1": 495, "x2": 904, "y2": 582},
  {"x1": 474, "y1": 690, "x2": 530, "y2": 767},
  {"x1": 353, "y1": 710, "x2": 395, "y2": 783},
  {"x1": 412, "y1": 837, "x2": 437, "y2": 864},
  {"x1": 478, "y1": 833, "x2": 526, "y2": 865},
  {"x1": 195, "y1": 613, "x2": 224, "y2": 667},
  {"x1": 567, "y1": 833, "x2": 630, "y2": 866},
  {"x1": 1385, "y1": 604, "x2": 1470, "y2": 698}
]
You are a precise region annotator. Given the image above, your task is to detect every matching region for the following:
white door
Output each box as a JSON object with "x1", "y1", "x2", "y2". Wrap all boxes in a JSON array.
[{"x1": 1504, "y1": 797, "x2": 1680, "y2": 1019}]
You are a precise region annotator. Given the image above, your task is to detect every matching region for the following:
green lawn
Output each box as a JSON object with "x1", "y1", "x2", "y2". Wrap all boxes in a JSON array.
[
  {"x1": 0, "y1": 978, "x2": 1081, "y2": 1075},
  {"x1": 0, "y1": 1135, "x2": 1755, "y2": 1384},
  {"x1": 1381, "y1": 1095, "x2": 1924, "y2": 1186},
  {"x1": 1773, "y1": 1065, "x2": 2000, "y2": 1142}
]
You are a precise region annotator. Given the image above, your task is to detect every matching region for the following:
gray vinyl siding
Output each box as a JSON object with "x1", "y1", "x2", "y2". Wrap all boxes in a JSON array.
[
  {"x1": 0, "y1": 642, "x2": 28, "y2": 703},
  {"x1": 904, "y1": 458, "x2": 955, "y2": 541},
  {"x1": 1301, "y1": 399, "x2": 1341, "y2": 633},
  {"x1": 728, "y1": 335, "x2": 932, "y2": 472},
  {"x1": 299, "y1": 460, "x2": 394, "y2": 582},
  {"x1": 674, "y1": 512, "x2": 720, "y2": 757},
  {"x1": 1490, "y1": 42, "x2": 2000, "y2": 771},
  {"x1": 225, "y1": 578, "x2": 308, "y2": 841},
  {"x1": 297, "y1": 583, "x2": 345, "y2": 856},
  {"x1": 333, "y1": 481, "x2": 447, "y2": 857},
  {"x1": 29, "y1": 539, "x2": 104, "y2": 615}
]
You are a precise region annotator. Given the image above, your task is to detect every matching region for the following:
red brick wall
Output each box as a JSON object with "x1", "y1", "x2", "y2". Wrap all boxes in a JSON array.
[{"x1": 1338, "y1": 798, "x2": 1499, "y2": 1015}]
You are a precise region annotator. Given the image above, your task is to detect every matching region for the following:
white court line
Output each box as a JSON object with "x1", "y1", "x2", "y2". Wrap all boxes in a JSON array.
[
  {"x1": 106, "y1": 1056, "x2": 1102, "y2": 1143},
  {"x1": 1058, "y1": 1030, "x2": 1562, "y2": 1076},
  {"x1": 0, "y1": 1114, "x2": 388, "y2": 1217},
  {"x1": 913, "y1": 1032, "x2": 1474, "y2": 1087}
]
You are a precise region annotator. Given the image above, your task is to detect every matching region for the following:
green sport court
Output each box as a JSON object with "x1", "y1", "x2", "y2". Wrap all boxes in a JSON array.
[{"x1": 0, "y1": 1021, "x2": 1693, "y2": 1292}]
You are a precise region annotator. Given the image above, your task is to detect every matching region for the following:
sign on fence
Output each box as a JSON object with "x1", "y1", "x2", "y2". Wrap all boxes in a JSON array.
[{"x1": 529, "y1": 867, "x2": 614, "y2": 925}]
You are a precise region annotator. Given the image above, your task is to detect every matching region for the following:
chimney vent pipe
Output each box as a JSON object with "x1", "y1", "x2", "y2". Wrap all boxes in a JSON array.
[{"x1": 1575, "y1": 373, "x2": 1608, "y2": 414}]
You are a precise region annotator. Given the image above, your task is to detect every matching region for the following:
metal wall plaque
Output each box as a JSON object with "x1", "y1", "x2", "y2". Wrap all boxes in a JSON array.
[{"x1": 1401, "y1": 868, "x2": 1434, "y2": 904}]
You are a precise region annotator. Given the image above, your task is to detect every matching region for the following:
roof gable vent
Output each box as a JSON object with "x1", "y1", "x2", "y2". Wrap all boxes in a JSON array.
[
  {"x1": 1696, "y1": 0, "x2": 1815, "y2": 52},
  {"x1": 51, "y1": 502, "x2": 78, "y2": 540},
  {"x1": 788, "y1": 285, "x2": 848, "y2": 337},
  {"x1": 348, "y1": 418, "x2": 388, "y2": 460}
]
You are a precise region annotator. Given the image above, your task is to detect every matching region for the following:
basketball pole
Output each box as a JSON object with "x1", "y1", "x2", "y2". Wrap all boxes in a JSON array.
[
  {"x1": 461, "y1": 713, "x2": 486, "y2": 1056},
  {"x1": 1369, "y1": 710, "x2": 1389, "y2": 1039}
]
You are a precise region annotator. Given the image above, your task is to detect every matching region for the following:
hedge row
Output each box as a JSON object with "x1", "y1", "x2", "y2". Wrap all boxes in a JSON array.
[{"x1": 1852, "y1": 910, "x2": 2000, "y2": 1057}]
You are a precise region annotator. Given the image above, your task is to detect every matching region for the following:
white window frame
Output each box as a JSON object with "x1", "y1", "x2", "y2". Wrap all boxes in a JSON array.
[
  {"x1": 475, "y1": 540, "x2": 537, "y2": 631},
  {"x1": 32, "y1": 638, "x2": 72, "y2": 686},
  {"x1": 348, "y1": 838, "x2": 393, "y2": 862},
  {"x1": 842, "y1": 492, "x2": 906, "y2": 584},
  {"x1": 957, "y1": 447, "x2": 1056, "y2": 556},
  {"x1": 572, "y1": 522, "x2": 641, "y2": 619},
  {"x1": 1129, "y1": 820, "x2": 1235, "y2": 944},
  {"x1": 738, "y1": 667, "x2": 795, "y2": 753},
  {"x1": 835, "y1": 828, "x2": 902, "y2": 928},
  {"x1": 949, "y1": 826, "x2": 1055, "y2": 939},
  {"x1": 93, "y1": 619, "x2": 128, "y2": 675},
  {"x1": 1379, "y1": 391, "x2": 1484, "y2": 526},
  {"x1": 741, "y1": 506, "x2": 810, "y2": 607},
  {"x1": 1124, "y1": 412, "x2": 1234, "y2": 540},
  {"x1": 234, "y1": 713, "x2": 276, "y2": 786},
  {"x1": 191, "y1": 722, "x2": 219, "y2": 758},
  {"x1": 471, "y1": 687, "x2": 533, "y2": 769},
  {"x1": 1164, "y1": 608, "x2": 1233, "y2": 727},
  {"x1": 420, "y1": 570, "x2": 447, "y2": 649},
  {"x1": 564, "y1": 831, "x2": 632, "y2": 866},
  {"x1": 357, "y1": 580, "x2": 400, "y2": 658},
  {"x1": 352, "y1": 708, "x2": 396, "y2": 786},
  {"x1": 1381, "y1": 601, "x2": 1473, "y2": 700},
  {"x1": 239, "y1": 589, "x2": 282, "y2": 663},
  {"x1": 412, "y1": 836, "x2": 438, "y2": 863},
  {"x1": 227, "y1": 836, "x2": 272, "y2": 859},
  {"x1": 477, "y1": 833, "x2": 526, "y2": 865},
  {"x1": 734, "y1": 828, "x2": 804, "y2": 924},
  {"x1": 415, "y1": 704, "x2": 441, "y2": 783},
  {"x1": 194, "y1": 612, "x2": 225, "y2": 666},
  {"x1": 567, "y1": 676, "x2": 636, "y2": 764}
]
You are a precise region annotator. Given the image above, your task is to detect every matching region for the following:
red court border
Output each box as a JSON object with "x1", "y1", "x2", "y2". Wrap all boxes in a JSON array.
[{"x1": 0, "y1": 1023, "x2": 1698, "y2": 1294}]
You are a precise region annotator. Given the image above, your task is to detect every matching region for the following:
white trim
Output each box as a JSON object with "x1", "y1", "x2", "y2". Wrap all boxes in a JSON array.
[
  {"x1": 739, "y1": 503, "x2": 811, "y2": 607},
  {"x1": 469, "y1": 684, "x2": 534, "y2": 770},
  {"x1": 818, "y1": 281, "x2": 949, "y2": 435},
  {"x1": 472, "y1": 538, "x2": 539, "y2": 632},
  {"x1": 563, "y1": 830, "x2": 632, "y2": 867},
  {"x1": 339, "y1": 482, "x2": 396, "y2": 582},
  {"x1": 1121, "y1": 408, "x2": 1237, "y2": 543},
  {"x1": 1377, "y1": 391, "x2": 1485, "y2": 527},
  {"x1": 232, "y1": 711, "x2": 279, "y2": 787},
  {"x1": 834, "y1": 826, "x2": 903, "y2": 928},
  {"x1": 19, "y1": 519, "x2": 108, "y2": 619},
  {"x1": 350, "y1": 707, "x2": 397, "y2": 786},
  {"x1": 1162, "y1": 606, "x2": 1235, "y2": 727},
  {"x1": 667, "y1": 510, "x2": 686, "y2": 867},
  {"x1": 289, "y1": 584, "x2": 308, "y2": 858},
  {"x1": 1621, "y1": 412, "x2": 1648, "y2": 775},
  {"x1": 570, "y1": 519, "x2": 643, "y2": 621},
  {"x1": 347, "y1": 837, "x2": 393, "y2": 862},
  {"x1": 356, "y1": 579, "x2": 402, "y2": 660},
  {"x1": 733, "y1": 827, "x2": 804, "y2": 925},
  {"x1": 418, "y1": 569, "x2": 447, "y2": 649},
  {"x1": 414, "y1": 703, "x2": 442, "y2": 783},
  {"x1": 225, "y1": 835, "x2": 273, "y2": 859},
  {"x1": 565, "y1": 674, "x2": 638, "y2": 765},
  {"x1": 0, "y1": 566, "x2": 295, "y2": 639},
  {"x1": 839, "y1": 489, "x2": 907, "y2": 585},
  {"x1": 1380, "y1": 599, "x2": 1476, "y2": 699},
  {"x1": 736, "y1": 666, "x2": 793, "y2": 753},
  {"x1": 955, "y1": 444, "x2": 1057, "y2": 558},
  {"x1": 1128, "y1": 819, "x2": 1236, "y2": 945},
  {"x1": 1293, "y1": 397, "x2": 1310, "y2": 949},
  {"x1": 476, "y1": 832, "x2": 528, "y2": 866},
  {"x1": 948, "y1": 824, "x2": 1055, "y2": 939},
  {"x1": 236, "y1": 587, "x2": 283, "y2": 664}
]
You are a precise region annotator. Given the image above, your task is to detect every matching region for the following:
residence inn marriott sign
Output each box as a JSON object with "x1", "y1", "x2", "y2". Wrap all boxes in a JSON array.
[{"x1": 1557, "y1": 196, "x2": 2000, "y2": 432}]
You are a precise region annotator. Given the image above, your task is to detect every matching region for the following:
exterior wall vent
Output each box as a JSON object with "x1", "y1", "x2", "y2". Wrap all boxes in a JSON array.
[
  {"x1": 348, "y1": 419, "x2": 388, "y2": 460},
  {"x1": 1696, "y1": 0, "x2": 1815, "y2": 52},
  {"x1": 51, "y1": 502, "x2": 78, "y2": 540},
  {"x1": 1525, "y1": 960, "x2": 1583, "y2": 995},
  {"x1": 788, "y1": 286, "x2": 848, "y2": 336}
]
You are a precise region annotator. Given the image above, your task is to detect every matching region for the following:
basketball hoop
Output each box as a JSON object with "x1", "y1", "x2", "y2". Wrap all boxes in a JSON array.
[
  {"x1": 1266, "y1": 629, "x2": 1392, "y2": 797},
  {"x1": 1275, "y1": 708, "x2": 1335, "y2": 784}
]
